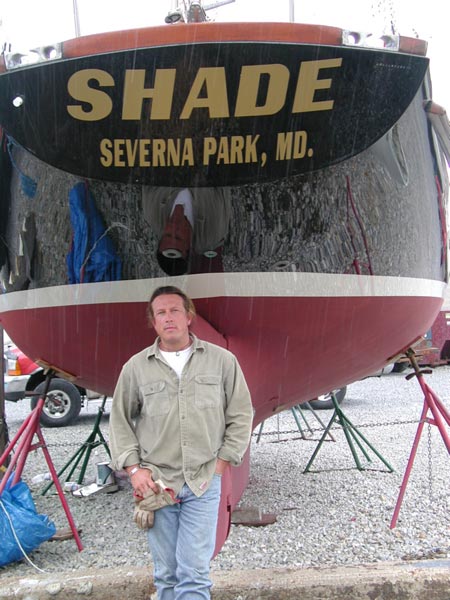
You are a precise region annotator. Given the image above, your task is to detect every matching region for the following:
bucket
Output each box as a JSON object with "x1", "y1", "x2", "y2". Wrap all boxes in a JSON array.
[{"x1": 96, "y1": 461, "x2": 115, "y2": 486}]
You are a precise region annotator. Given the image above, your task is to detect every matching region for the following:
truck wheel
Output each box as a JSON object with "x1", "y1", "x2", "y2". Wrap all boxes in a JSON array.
[
  {"x1": 306, "y1": 386, "x2": 347, "y2": 410},
  {"x1": 31, "y1": 378, "x2": 82, "y2": 427}
]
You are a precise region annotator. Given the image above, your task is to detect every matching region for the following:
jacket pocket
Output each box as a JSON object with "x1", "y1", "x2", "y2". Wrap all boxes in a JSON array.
[
  {"x1": 194, "y1": 374, "x2": 222, "y2": 409},
  {"x1": 140, "y1": 381, "x2": 170, "y2": 417}
]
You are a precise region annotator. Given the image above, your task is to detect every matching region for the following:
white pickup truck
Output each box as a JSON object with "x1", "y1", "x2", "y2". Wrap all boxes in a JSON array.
[{"x1": 4, "y1": 336, "x2": 102, "y2": 427}]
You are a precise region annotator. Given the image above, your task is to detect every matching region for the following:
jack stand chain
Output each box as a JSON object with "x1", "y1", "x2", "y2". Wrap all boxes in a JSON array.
[
  {"x1": 427, "y1": 423, "x2": 433, "y2": 501},
  {"x1": 303, "y1": 392, "x2": 394, "y2": 473},
  {"x1": 390, "y1": 347, "x2": 450, "y2": 528}
]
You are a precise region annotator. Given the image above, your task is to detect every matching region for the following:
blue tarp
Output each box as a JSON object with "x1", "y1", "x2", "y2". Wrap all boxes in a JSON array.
[
  {"x1": 66, "y1": 182, "x2": 122, "y2": 284},
  {"x1": 0, "y1": 476, "x2": 56, "y2": 567}
]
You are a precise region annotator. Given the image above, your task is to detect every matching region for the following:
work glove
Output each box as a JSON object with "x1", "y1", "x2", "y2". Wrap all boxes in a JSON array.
[
  {"x1": 133, "y1": 480, "x2": 178, "y2": 530},
  {"x1": 133, "y1": 504, "x2": 155, "y2": 529}
]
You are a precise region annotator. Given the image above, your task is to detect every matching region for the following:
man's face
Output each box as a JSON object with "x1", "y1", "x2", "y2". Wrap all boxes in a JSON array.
[{"x1": 151, "y1": 294, "x2": 192, "y2": 351}]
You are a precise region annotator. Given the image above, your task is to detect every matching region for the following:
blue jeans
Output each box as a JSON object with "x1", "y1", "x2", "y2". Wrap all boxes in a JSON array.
[{"x1": 148, "y1": 475, "x2": 222, "y2": 600}]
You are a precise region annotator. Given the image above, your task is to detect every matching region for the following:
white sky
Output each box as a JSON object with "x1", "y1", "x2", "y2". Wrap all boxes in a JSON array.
[{"x1": 0, "y1": 0, "x2": 448, "y2": 107}]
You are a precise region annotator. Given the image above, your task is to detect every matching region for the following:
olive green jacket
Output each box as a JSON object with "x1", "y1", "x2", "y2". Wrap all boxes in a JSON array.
[{"x1": 109, "y1": 335, "x2": 253, "y2": 496}]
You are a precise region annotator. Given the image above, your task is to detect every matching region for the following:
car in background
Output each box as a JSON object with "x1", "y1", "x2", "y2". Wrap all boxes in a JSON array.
[{"x1": 4, "y1": 343, "x2": 101, "y2": 427}]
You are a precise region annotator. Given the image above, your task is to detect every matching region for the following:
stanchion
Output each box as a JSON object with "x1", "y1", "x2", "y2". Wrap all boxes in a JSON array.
[
  {"x1": 303, "y1": 392, "x2": 394, "y2": 473},
  {"x1": 42, "y1": 395, "x2": 110, "y2": 494},
  {"x1": 390, "y1": 348, "x2": 450, "y2": 528},
  {"x1": 0, "y1": 370, "x2": 83, "y2": 551},
  {"x1": 255, "y1": 402, "x2": 335, "y2": 443}
]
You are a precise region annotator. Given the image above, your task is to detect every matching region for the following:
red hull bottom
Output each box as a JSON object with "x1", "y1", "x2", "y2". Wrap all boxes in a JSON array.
[{"x1": 0, "y1": 294, "x2": 442, "y2": 417}]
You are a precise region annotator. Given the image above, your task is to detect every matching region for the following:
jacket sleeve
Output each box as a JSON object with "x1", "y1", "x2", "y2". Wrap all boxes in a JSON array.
[
  {"x1": 109, "y1": 361, "x2": 142, "y2": 470},
  {"x1": 217, "y1": 355, "x2": 254, "y2": 466}
]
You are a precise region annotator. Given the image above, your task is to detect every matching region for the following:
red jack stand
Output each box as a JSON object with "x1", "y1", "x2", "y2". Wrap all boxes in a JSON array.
[
  {"x1": 390, "y1": 348, "x2": 450, "y2": 528},
  {"x1": 0, "y1": 370, "x2": 83, "y2": 551}
]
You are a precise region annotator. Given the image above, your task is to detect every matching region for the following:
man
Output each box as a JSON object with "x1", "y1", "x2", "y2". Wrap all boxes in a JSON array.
[{"x1": 109, "y1": 285, "x2": 253, "y2": 600}]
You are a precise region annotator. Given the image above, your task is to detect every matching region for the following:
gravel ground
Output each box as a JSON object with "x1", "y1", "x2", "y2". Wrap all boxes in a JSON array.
[{"x1": 1, "y1": 366, "x2": 450, "y2": 578}]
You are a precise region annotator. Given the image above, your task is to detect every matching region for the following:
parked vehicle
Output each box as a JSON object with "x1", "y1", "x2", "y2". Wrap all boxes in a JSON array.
[
  {"x1": 4, "y1": 345, "x2": 101, "y2": 427},
  {"x1": 307, "y1": 362, "x2": 397, "y2": 410},
  {"x1": 307, "y1": 386, "x2": 348, "y2": 410}
]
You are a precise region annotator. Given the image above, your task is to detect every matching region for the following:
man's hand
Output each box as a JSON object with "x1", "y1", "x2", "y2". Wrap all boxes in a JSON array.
[
  {"x1": 126, "y1": 465, "x2": 159, "y2": 497},
  {"x1": 215, "y1": 458, "x2": 230, "y2": 476}
]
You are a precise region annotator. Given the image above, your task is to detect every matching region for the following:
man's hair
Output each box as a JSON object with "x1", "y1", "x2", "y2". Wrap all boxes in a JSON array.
[{"x1": 147, "y1": 286, "x2": 196, "y2": 322}]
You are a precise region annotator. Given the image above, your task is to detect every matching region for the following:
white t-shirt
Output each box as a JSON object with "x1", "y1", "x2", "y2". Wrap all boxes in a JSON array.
[{"x1": 160, "y1": 345, "x2": 193, "y2": 378}]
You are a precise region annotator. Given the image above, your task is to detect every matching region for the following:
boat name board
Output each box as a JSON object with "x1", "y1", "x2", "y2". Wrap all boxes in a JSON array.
[{"x1": 0, "y1": 42, "x2": 428, "y2": 186}]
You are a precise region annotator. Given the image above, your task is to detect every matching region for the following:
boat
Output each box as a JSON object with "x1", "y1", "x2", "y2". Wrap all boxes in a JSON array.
[{"x1": 0, "y1": 1, "x2": 448, "y2": 552}]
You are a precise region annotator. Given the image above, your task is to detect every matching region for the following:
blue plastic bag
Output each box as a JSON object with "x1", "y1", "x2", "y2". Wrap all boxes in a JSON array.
[
  {"x1": 0, "y1": 476, "x2": 56, "y2": 567},
  {"x1": 66, "y1": 181, "x2": 122, "y2": 284}
]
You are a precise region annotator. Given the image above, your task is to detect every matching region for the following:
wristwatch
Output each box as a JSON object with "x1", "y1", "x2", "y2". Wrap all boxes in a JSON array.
[{"x1": 129, "y1": 466, "x2": 140, "y2": 476}]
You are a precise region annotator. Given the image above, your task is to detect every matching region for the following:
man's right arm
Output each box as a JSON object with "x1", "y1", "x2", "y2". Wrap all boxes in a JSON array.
[
  {"x1": 109, "y1": 363, "x2": 141, "y2": 468},
  {"x1": 110, "y1": 364, "x2": 159, "y2": 495}
]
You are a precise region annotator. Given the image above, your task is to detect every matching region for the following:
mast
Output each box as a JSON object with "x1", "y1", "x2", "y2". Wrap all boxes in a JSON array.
[
  {"x1": 73, "y1": 0, "x2": 81, "y2": 37},
  {"x1": 289, "y1": 0, "x2": 295, "y2": 22}
]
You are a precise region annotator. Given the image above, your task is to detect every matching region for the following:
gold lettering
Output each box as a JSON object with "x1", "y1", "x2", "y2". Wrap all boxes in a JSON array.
[
  {"x1": 167, "y1": 139, "x2": 180, "y2": 167},
  {"x1": 276, "y1": 132, "x2": 293, "y2": 160},
  {"x1": 203, "y1": 135, "x2": 259, "y2": 164},
  {"x1": 181, "y1": 139, "x2": 194, "y2": 166},
  {"x1": 203, "y1": 138, "x2": 217, "y2": 165},
  {"x1": 125, "y1": 139, "x2": 139, "y2": 166},
  {"x1": 152, "y1": 139, "x2": 166, "y2": 166},
  {"x1": 181, "y1": 68, "x2": 229, "y2": 119},
  {"x1": 99, "y1": 138, "x2": 195, "y2": 167},
  {"x1": 114, "y1": 139, "x2": 126, "y2": 166},
  {"x1": 229, "y1": 136, "x2": 245, "y2": 163},
  {"x1": 122, "y1": 69, "x2": 176, "y2": 120},
  {"x1": 235, "y1": 64, "x2": 289, "y2": 117},
  {"x1": 276, "y1": 131, "x2": 309, "y2": 160},
  {"x1": 140, "y1": 139, "x2": 151, "y2": 166},
  {"x1": 216, "y1": 137, "x2": 230, "y2": 164},
  {"x1": 100, "y1": 138, "x2": 113, "y2": 166},
  {"x1": 67, "y1": 69, "x2": 114, "y2": 121},
  {"x1": 293, "y1": 58, "x2": 342, "y2": 113},
  {"x1": 245, "y1": 135, "x2": 259, "y2": 162},
  {"x1": 293, "y1": 131, "x2": 307, "y2": 158}
]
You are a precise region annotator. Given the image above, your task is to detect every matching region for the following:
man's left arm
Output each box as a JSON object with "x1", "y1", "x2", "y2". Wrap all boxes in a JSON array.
[{"x1": 217, "y1": 356, "x2": 254, "y2": 468}]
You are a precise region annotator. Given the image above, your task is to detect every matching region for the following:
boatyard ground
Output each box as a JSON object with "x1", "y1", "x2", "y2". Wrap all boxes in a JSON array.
[
  {"x1": 1, "y1": 366, "x2": 450, "y2": 598},
  {"x1": 2, "y1": 560, "x2": 450, "y2": 599}
]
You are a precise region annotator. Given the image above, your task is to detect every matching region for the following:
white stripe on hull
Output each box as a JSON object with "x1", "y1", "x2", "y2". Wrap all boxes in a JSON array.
[{"x1": 0, "y1": 273, "x2": 446, "y2": 312}]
